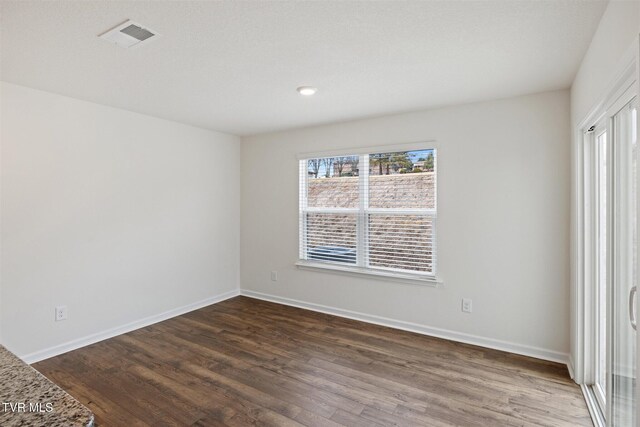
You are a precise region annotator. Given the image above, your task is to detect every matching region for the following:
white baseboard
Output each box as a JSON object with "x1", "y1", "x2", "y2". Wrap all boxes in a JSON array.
[
  {"x1": 240, "y1": 289, "x2": 570, "y2": 365},
  {"x1": 20, "y1": 289, "x2": 240, "y2": 364},
  {"x1": 19, "y1": 287, "x2": 570, "y2": 370}
]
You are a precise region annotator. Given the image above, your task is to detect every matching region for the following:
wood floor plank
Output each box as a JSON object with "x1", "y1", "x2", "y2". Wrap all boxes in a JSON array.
[{"x1": 33, "y1": 296, "x2": 591, "y2": 426}]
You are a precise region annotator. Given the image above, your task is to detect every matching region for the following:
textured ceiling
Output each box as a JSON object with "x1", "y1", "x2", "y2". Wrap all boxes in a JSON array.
[{"x1": 1, "y1": 1, "x2": 607, "y2": 136}]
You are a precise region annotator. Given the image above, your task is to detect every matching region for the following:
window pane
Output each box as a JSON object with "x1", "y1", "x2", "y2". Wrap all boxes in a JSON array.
[
  {"x1": 300, "y1": 148, "x2": 437, "y2": 275},
  {"x1": 368, "y1": 150, "x2": 435, "y2": 209},
  {"x1": 307, "y1": 156, "x2": 359, "y2": 208},
  {"x1": 368, "y1": 214, "x2": 434, "y2": 273},
  {"x1": 306, "y1": 213, "x2": 357, "y2": 264}
]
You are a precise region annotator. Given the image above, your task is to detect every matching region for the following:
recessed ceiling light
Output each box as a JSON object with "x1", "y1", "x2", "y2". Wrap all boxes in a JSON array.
[{"x1": 297, "y1": 86, "x2": 317, "y2": 96}]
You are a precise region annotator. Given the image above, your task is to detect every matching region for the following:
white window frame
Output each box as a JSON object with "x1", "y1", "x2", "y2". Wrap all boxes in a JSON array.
[{"x1": 296, "y1": 143, "x2": 441, "y2": 286}]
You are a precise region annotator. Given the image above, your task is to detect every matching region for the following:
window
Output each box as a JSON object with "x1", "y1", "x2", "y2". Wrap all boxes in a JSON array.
[{"x1": 298, "y1": 148, "x2": 437, "y2": 278}]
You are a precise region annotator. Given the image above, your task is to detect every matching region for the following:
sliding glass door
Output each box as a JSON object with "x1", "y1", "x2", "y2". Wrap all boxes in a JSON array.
[
  {"x1": 584, "y1": 91, "x2": 637, "y2": 427},
  {"x1": 609, "y1": 98, "x2": 637, "y2": 427}
]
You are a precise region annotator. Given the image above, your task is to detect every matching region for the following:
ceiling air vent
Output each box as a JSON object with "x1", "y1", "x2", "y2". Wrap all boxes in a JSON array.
[{"x1": 99, "y1": 20, "x2": 159, "y2": 49}]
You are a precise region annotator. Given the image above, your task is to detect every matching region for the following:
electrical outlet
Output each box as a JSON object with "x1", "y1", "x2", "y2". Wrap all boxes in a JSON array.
[
  {"x1": 271, "y1": 271, "x2": 278, "y2": 281},
  {"x1": 55, "y1": 305, "x2": 68, "y2": 321},
  {"x1": 461, "y1": 298, "x2": 472, "y2": 313}
]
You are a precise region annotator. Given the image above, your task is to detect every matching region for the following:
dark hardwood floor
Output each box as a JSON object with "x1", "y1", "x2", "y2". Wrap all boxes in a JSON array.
[{"x1": 33, "y1": 296, "x2": 592, "y2": 426}]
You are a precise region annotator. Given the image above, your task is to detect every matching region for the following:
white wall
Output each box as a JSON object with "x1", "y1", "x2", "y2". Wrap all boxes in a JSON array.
[
  {"x1": 569, "y1": 0, "x2": 640, "y2": 380},
  {"x1": 0, "y1": 82, "x2": 241, "y2": 358},
  {"x1": 241, "y1": 90, "x2": 571, "y2": 361}
]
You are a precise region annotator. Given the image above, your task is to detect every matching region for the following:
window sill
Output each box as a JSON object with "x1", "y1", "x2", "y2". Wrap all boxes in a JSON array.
[{"x1": 295, "y1": 260, "x2": 443, "y2": 287}]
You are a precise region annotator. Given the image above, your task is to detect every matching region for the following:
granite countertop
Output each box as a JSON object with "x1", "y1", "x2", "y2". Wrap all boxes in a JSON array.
[{"x1": 0, "y1": 345, "x2": 94, "y2": 427}]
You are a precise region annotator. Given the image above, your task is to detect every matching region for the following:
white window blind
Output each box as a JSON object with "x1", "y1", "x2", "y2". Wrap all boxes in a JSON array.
[{"x1": 299, "y1": 148, "x2": 437, "y2": 276}]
